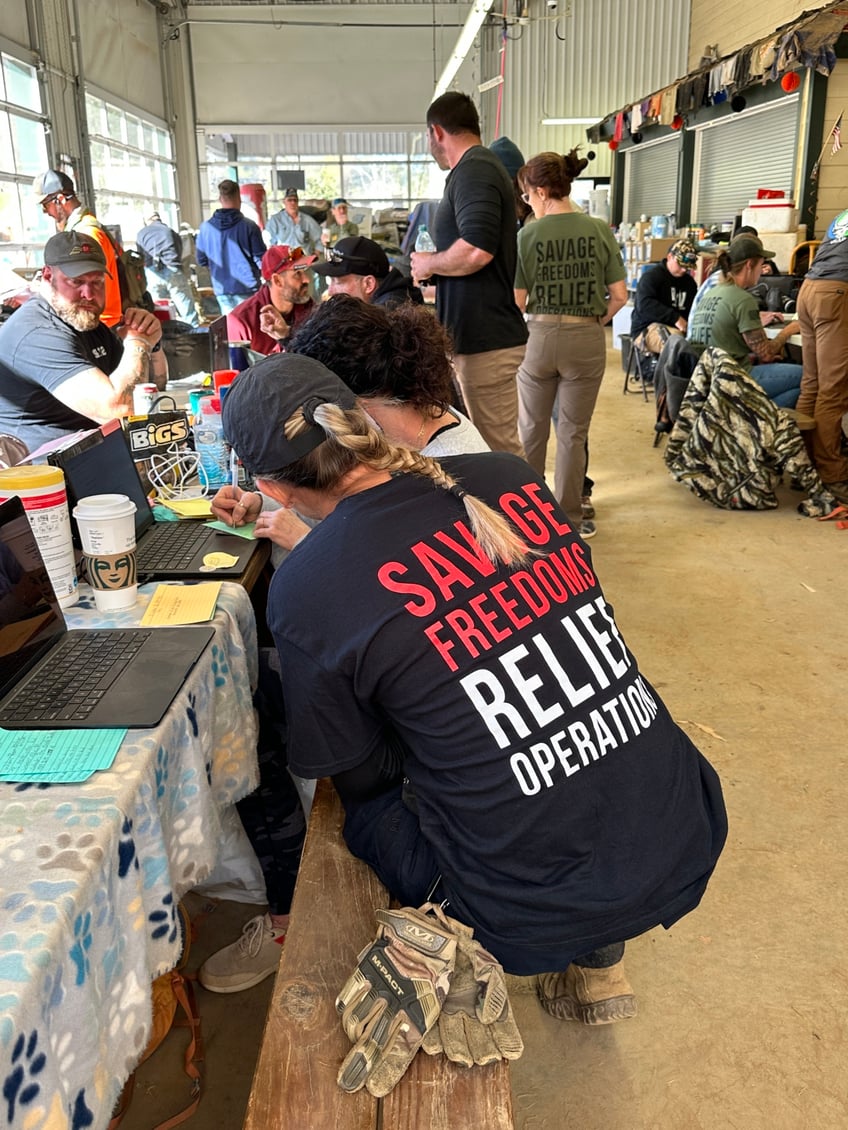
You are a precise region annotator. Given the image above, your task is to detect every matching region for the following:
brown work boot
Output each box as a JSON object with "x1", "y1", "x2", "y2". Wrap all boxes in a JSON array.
[{"x1": 537, "y1": 961, "x2": 637, "y2": 1025}]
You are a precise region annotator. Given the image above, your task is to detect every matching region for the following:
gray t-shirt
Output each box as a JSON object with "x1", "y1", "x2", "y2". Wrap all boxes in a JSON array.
[{"x1": 806, "y1": 208, "x2": 848, "y2": 282}]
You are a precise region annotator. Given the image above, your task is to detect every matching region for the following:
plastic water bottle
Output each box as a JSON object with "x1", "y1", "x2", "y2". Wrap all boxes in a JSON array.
[
  {"x1": 415, "y1": 224, "x2": 436, "y2": 252},
  {"x1": 193, "y1": 396, "x2": 229, "y2": 489}
]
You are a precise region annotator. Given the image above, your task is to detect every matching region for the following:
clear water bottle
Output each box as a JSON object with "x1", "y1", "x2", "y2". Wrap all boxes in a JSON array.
[
  {"x1": 415, "y1": 224, "x2": 436, "y2": 252},
  {"x1": 193, "y1": 396, "x2": 229, "y2": 490}
]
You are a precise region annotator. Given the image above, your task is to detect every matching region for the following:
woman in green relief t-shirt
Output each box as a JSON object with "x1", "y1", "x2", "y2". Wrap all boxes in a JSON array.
[{"x1": 514, "y1": 150, "x2": 627, "y2": 538}]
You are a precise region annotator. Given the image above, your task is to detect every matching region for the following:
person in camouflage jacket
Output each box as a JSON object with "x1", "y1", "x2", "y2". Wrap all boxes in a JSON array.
[{"x1": 664, "y1": 347, "x2": 839, "y2": 518}]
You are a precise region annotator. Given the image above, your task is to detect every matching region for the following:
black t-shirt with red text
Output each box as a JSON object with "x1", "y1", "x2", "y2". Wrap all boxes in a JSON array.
[{"x1": 268, "y1": 453, "x2": 726, "y2": 972}]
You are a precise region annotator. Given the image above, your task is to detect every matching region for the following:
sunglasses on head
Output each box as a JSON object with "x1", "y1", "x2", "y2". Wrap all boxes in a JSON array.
[{"x1": 278, "y1": 247, "x2": 308, "y2": 267}]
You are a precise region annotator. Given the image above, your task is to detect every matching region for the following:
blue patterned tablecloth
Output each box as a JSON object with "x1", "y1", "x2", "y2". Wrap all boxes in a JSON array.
[{"x1": 0, "y1": 581, "x2": 259, "y2": 1130}]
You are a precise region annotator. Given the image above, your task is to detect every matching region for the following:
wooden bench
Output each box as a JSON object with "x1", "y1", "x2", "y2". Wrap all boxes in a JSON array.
[{"x1": 243, "y1": 778, "x2": 515, "y2": 1130}]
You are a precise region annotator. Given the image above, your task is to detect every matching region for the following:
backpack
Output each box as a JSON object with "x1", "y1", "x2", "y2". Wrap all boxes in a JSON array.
[
  {"x1": 118, "y1": 246, "x2": 153, "y2": 310},
  {"x1": 106, "y1": 236, "x2": 155, "y2": 313},
  {"x1": 108, "y1": 901, "x2": 204, "y2": 1130},
  {"x1": 71, "y1": 212, "x2": 155, "y2": 313}
]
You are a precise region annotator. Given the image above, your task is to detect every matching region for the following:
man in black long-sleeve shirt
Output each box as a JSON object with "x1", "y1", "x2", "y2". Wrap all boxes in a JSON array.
[{"x1": 631, "y1": 238, "x2": 698, "y2": 355}]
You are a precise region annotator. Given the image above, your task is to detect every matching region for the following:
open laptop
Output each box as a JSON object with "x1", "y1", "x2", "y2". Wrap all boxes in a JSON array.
[
  {"x1": 0, "y1": 495, "x2": 214, "y2": 729},
  {"x1": 160, "y1": 315, "x2": 232, "y2": 381},
  {"x1": 50, "y1": 422, "x2": 263, "y2": 583}
]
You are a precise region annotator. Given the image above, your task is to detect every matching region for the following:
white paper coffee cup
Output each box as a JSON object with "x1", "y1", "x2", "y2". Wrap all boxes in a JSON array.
[{"x1": 73, "y1": 493, "x2": 138, "y2": 611}]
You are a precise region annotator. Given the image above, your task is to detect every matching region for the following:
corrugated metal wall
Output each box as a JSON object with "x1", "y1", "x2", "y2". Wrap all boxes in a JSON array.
[{"x1": 478, "y1": 0, "x2": 690, "y2": 178}]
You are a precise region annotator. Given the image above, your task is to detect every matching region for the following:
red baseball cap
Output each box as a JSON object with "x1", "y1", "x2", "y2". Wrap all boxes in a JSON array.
[{"x1": 261, "y1": 245, "x2": 317, "y2": 279}]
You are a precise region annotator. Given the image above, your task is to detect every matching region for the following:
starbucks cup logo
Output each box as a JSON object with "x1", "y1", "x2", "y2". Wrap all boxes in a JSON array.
[{"x1": 83, "y1": 549, "x2": 138, "y2": 591}]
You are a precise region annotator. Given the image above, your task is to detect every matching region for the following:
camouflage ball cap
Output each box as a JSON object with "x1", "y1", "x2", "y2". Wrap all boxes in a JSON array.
[{"x1": 669, "y1": 238, "x2": 698, "y2": 269}]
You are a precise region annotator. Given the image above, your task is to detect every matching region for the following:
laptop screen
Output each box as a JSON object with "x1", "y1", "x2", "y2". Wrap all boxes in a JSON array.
[
  {"x1": 209, "y1": 315, "x2": 231, "y2": 373},
  {"x1": 51, "y1": 425, "x2": 154, "y2": 541},
  {"x1": 0, "y1": 497, "x2": 65, "y2": 697}
]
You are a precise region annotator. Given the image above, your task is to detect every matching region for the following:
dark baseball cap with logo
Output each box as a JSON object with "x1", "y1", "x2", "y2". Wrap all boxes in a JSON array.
[
  {"x1": 727, "y1": 235, "x2": 776, "y2": 265},
  {"x1": 43, "y1": 231, "x2": 109, "y2": 277},
  {"x1": 313, "y1": 236, "x2": 390, "y2": 279},
  {"x1": 35, "y1": 169, "x2": 76, "y2": 203}
]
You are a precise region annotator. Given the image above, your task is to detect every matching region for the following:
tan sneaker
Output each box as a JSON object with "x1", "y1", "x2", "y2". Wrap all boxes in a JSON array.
[
  {"x1": 537, "y1": 961, "x2": 637, "y2": 1025},
  {"x1": 198, "y1": 913, "x2": 286, "y2": 994}
]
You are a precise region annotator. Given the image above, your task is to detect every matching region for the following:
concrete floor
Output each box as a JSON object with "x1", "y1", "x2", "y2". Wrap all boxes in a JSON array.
[{"x1": 120, "y1": 343, "x2": 847, "y2": 1129}]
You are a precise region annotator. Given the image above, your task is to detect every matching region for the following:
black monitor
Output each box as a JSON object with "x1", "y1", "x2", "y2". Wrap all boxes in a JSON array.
[
  {"x1": 209, "y1": 315, "x2": 231, "y2": 372},
  {"x1": 275, "y1": 170, "x2": 306, "y2": 193}
]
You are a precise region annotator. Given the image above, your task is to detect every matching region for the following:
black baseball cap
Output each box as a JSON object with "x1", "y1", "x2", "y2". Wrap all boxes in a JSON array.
[
  {"x1": 222, "y1": 354, "x2": 357, "y2": 476},
  {"x1": 313, "y1": 236, "x2": 389, "y2": 279},
  {"x1": 43, "y1": 231, "x2": 109, "y2": 277}
]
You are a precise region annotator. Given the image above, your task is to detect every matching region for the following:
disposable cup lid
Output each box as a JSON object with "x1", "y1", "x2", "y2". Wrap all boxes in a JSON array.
[{"x1": 73, "y1": 493, "x2": 137, "y2": 521}]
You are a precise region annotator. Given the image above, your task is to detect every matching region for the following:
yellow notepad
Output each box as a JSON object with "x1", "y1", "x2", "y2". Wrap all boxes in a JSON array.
[{"x1": 140, "y1": 582, "x2": 222, "y2": 626}]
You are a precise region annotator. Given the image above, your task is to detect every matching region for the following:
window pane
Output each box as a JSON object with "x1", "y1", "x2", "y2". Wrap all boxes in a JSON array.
[
  {"x1": 344, "y1": 162, "x2": 407, "y2": 200},
  {"x1": 0, "y1": 182, "x2": 21, "y2": 250},
  {"x1": 125, "y1": 114, "x2": 141, "y2": 150},
  {"x1": 127, "y1": 148, "x2": 150, "y2": 195},
  {"x1": 303, "y1": 167, "x2": 339, "y2": 201},
  {"x1": 10, "y1": 114, "x2": 48, "y2": 177},
  {"x1": 21, "y1": 181, "x2": 53, "y2": 244},
  {"x1": 86, "y1": 93, "x2": 104, "y2": 137},
  {"x1": 143, "y1": 123, "x2": 155, "y2": 152},
  {"x1": 0, "y1": 113, "x2": 12, "y2": 170},
  {"x1": 106, "y1": 104, "x2": 124, "y2": 142},
  {"x1": 89, "y1": 141, "x2": 109, "y2": 189},
  {"x1": 3, "y1": 56, "x2": 39, "y2": 112},
  {"x1": 156, "y1": 161, "x2": 175, "y2": 199}
]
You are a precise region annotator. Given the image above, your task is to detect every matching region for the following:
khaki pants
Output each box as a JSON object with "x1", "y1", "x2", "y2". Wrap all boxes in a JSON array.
[
  {"x1": 452, "y1": 345, "x2": 526, "y2": 456},
  {"x1": 517, "y1": 320, "x2": 605, "y2": 522},
  {"x1": 634, "y1": 323, "x2": 682, "y2": 356},
  {"x1": 796, "y1": 277, "x2": 848, "y2": 484}
]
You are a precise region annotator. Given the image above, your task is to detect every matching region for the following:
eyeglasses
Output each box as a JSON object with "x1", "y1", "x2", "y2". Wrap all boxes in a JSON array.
[
  {"x1": 41, "y1": 194, "x2": 63, "y2": 211},
  {"x1": 520, "y1": 191, "x2": 532, "y2": 204}
]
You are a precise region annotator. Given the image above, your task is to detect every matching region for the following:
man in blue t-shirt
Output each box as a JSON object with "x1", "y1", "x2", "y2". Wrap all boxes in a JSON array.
[{"x1": 0, "y1": 231, "x2": 165, "y2": 455}]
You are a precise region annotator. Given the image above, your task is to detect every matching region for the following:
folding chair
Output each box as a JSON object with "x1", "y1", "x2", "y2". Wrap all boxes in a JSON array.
[
  {"x1": 622, "y1": 340, "x2": 654, "y2": 401},
  {"x1": 651, "y1": 337, "x2": 703, "y2": 447}
]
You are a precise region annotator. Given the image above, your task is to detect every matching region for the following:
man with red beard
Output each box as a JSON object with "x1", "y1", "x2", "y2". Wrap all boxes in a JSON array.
[{"x1": 0, "y1": 231, "x2": 165, "y2": 455}]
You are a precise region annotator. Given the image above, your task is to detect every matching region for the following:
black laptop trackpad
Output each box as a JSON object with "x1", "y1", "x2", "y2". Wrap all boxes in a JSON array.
[{"x1": 80, "y1": 625, "x2": 213, "y2": 729}]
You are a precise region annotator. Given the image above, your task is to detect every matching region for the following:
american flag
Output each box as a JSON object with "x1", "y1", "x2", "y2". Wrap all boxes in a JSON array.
[{"x1": 831, "y1": 112, "x2": 843, "y2": 155}]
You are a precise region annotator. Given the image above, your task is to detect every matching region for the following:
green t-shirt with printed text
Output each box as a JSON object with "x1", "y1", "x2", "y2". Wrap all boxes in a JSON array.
[{"x1": 515, "y1": 212, "x2": 625, "y2": 317}]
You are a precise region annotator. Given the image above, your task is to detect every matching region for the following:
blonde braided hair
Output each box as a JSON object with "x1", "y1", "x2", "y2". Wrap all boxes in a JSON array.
[{"x1": 269, "y1": 401, "x2": 530, "y2": 566}]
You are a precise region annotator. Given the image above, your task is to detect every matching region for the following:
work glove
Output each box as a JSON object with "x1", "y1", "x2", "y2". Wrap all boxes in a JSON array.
[
  {"x1": 336, "y1": 904, "x2": 457, "y2": 1097},
  {"x1": 421, "y1": 910, "x2": 524, "y2": 1067}
]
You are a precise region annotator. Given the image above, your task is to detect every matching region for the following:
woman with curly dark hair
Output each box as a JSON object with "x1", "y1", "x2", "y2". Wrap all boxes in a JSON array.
[
  {"x1": 515, "y1": 150, "x2": 628, "y2": 538},
  {"x1": 286, "y1": 294, "x2": 487, "y2": 457},
  {"x1": 211, "y1": 294, "x2": 487, "y2": 548}
]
